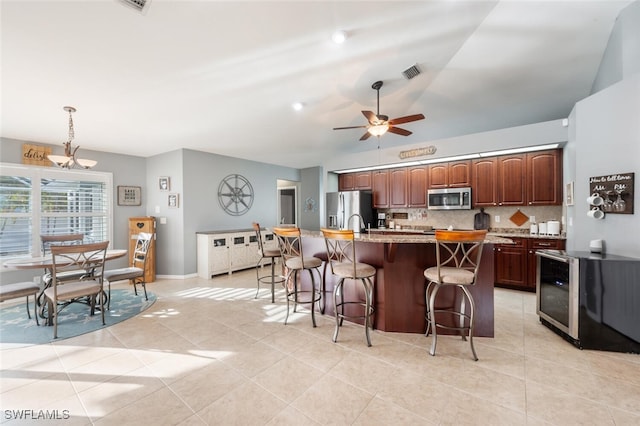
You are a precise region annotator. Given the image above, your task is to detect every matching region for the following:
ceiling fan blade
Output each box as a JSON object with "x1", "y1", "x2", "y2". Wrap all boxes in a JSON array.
[
  {"x1": 333, "y1": 125, "x2": 368, "y2": 130},
  {"x1": 388, "y1": 113, "x2": 425, "y2": 125},
  {"x1": 360, "y1": 131, "x2": 372, "y2": 141},
  {"x1": 362, "y1": 111, "x2": 377, "y2": 124},
  {"x1": 388, "y1": 126, "x2": 412, "y2": 136}
]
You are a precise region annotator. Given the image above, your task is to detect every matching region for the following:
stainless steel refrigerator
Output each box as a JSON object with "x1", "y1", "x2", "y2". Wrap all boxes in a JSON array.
[{"x1": 326, "y1": 191, "x2": 374, "y2": 231}]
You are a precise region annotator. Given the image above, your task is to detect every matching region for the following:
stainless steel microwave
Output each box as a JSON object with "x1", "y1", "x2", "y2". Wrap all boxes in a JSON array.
[{"x1": 427, "y1": 187, "x2": 471, "y2": 210}]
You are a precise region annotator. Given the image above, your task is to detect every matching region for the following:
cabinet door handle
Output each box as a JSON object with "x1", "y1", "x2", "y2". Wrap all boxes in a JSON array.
[{"x1": 538, "y1": 243, "x2": 552, "y2": 247}]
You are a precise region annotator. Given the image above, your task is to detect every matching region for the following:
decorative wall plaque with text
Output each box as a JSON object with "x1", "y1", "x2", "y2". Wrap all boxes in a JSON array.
[
  {"x1": 589, "y1": 172, "x2": 634, "y2": 214},
  {"x1": 22, "y1": 144, "x2": 52, "y2": 166}
]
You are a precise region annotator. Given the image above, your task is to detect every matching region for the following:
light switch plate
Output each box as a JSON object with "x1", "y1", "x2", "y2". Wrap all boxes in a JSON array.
[
  {"x1": 495, "y1": 215, "x2": 500, "y2": 223},
  {"x1": 160, "y1": 217, "x2": 167, "y2": 225},
  {"x1": 155, "y1": 205, "x2": 160, "y2": 214}
]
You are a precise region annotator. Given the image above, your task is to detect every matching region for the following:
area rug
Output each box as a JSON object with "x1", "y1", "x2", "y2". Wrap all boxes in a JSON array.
[{"x1": 0, "y1": 289, "x2": 156, "y2": 347}]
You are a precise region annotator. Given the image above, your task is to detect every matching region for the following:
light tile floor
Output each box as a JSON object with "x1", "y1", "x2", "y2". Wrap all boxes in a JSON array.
[{"x1": 2, "y1": 269, "x2": 640, "y2": 425}]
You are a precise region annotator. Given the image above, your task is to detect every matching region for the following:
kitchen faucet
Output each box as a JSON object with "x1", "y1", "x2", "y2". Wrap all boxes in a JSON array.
[{"x1": 348, "y1": 213, "x2": 366, "y2": 233}]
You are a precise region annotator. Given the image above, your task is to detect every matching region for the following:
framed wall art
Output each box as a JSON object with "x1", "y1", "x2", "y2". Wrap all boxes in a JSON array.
[
  {"x1": 159, "y1": 176, "x2": 170, "y2": 191},
  {"x1": 117, "y1": 186, "x2": 142, "y2": 206},
  {"x1": 168, "y1": 193, "x2": 179, "y2": 208}
]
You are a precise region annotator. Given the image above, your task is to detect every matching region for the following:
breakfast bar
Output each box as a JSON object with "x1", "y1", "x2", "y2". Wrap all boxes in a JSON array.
[{"x1": 300, "y1": 230, "x2": 512, "y2": 337}]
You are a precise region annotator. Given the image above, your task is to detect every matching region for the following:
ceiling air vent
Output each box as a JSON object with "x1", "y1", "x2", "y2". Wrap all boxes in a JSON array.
[
  {"x1": 402, "y1": 64, "x2": 421, "y2": 80},
  {"x1": 118, "y1": 0, "x2": 151, "y2": 13}
]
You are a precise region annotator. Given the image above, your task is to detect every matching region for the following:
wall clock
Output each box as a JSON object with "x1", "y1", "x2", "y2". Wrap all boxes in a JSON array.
[{"x1": 218, "y1": 174, "x2": 254, "y2": 216}]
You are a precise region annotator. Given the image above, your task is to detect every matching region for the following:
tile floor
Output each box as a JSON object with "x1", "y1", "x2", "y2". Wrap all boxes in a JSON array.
[{"x1": 1, "y1": 269, "x2": 640, "y2": 425}]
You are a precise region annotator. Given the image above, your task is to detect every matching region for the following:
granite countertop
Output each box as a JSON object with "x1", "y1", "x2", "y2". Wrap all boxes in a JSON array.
[
  {"x1": 302, "y1": 230, "x2": 513, "y2": 244},
  {"x1": 372, "y1": 227, "x2": 566, "y2": 240}
]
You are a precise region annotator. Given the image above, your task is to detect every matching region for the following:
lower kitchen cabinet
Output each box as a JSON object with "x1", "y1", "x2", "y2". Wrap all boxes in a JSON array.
[
  {"x1": 495, "y1": 237, "x2": 528, "y2": 289},
  {"x1": 197, "y1": 229, "x2": 277, "y2": 278},
  {"x1": 494, "y1": 236, "x2": 565, "y2": 291}
]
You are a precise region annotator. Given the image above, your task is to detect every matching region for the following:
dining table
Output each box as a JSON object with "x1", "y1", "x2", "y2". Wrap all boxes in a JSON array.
[{"x1": 3, "y1": 249, "x2": 127, "y2": 324}]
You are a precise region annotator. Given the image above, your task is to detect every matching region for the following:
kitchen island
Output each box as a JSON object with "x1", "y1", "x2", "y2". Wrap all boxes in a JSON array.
[{"x1": 299, "y1": 230, "x2": 512, "y2": 337}]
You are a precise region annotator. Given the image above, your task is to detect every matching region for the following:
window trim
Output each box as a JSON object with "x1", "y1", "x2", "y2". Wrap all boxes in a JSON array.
[{"x1": 0, "y1": 162, "x2": 114, "y2": 261}]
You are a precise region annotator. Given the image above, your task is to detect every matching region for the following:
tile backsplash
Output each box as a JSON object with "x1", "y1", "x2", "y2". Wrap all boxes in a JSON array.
[{"x1": 380, "y1": 205, "x2": 564, "y2": 234}]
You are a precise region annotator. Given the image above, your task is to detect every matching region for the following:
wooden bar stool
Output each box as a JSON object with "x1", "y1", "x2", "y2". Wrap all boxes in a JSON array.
[
  {"x1": 321, "y1": 228, "x2": 376, "y2": 346},
  {"x1": 273, "y1": 227, "x2": 323, "y2": 327},
  {"x1": 424, "y1": 230, "x2": 487, "y2": 360}
]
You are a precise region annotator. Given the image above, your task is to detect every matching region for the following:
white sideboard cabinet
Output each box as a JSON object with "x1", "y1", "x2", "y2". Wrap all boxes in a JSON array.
[{"x1": 197, "y1": 229, "x2": 278, "y2": 279}]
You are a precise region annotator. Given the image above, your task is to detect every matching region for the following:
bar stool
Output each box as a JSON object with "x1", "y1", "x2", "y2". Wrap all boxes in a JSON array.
[
  {"x1": 252, "y1": 223, "x2": 284, "y2": 303},
  {"x1": 272, "y1": 227, "x2": 323, "y2": 327},
  {"x1": 321, "y1": 228, "x2": 376, "y2": 346},
  {"x1": 424, "y1": 230, "x2": 487, "y2": 360}
]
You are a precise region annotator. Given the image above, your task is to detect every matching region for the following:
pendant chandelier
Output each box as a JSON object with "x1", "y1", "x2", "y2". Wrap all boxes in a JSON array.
[{"x1": 48, "y1": 106, "x2": 97, "y2": 169}]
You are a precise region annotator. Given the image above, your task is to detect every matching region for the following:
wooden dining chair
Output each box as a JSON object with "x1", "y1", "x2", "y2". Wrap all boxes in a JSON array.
[
  {"x1": 44, "y1": 241, "x2": 109, "y2": 338},
  {"x1": 103, "y1": 232, "x2": 152, "y2": 308}
]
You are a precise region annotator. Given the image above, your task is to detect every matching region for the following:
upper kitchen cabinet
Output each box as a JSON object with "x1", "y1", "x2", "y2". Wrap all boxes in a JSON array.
[
  {"x1": 497, "y1": 154, "x2": 527, "y2": 206},
  {"x1": 407, "y1": 165, "x2": 428, "y2": 207},
  {"x1": 527, "y1": 149, "x2": 562, "y2": 205},
  {"x1": 472, "y1": 157, "x2": 498, "y2": 206},
  {"x1": 389, "y1": 168, "x2": 408, "y2": 207},
  {"x1": 428, "y1": 160, "x2": 471, "y2": 189},
  {"x1": 473, "y1": 149, "x2": 562, "y2": 207},
  {"x1": 338, "y1": 171, "x2": 372, "y2": 191},
  {"x1": 372, "y1": 170, "x2": 389, "y2": 208}
]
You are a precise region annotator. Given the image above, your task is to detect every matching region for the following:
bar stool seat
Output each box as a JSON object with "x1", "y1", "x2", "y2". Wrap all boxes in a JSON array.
[
  {"x1": 252, "y1": 223, "x2": 284, "y2": 303},
  {"x1": 322, "y1": 228, "x2": 376, "y2": 347},
  {"x1": 273, "y1": 227, "x2": 323, "y2": 327},
  {"x1": 424, "y1": 230, "x2": 487, "y2": 360}
]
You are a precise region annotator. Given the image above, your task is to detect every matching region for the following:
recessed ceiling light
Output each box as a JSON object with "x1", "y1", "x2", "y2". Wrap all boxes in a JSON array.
[
  {"x1": 292, "y1": 102, "x2": 304, "y2": 111},
  {"x1": 331, "y1": 30, "x2": 347, "y2": 44}
]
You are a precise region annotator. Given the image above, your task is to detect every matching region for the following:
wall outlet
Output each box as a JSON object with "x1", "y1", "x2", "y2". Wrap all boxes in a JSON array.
[
  {"x1": 33, "y1": 276, "x2": 41, "y2": 285},
  {"x1": 530, "y1": 216, "x2": 536, "y2": 223},
  {"x1": 160, "y1": 217, "x2": 167, "y2": 225},
  {"x1": 495, "y1": 215, "x2": 500, "y2": 223}
]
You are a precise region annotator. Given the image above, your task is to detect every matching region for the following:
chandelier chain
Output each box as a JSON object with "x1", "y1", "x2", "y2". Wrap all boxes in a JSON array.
[{"x1": 67, "y1": 109, "x2": 75, "y2": 143}]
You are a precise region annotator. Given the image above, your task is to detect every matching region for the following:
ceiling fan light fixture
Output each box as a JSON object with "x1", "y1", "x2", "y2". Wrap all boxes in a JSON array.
[{"x1": 368, "y1": 123, "x2": 389, "y2": 136}]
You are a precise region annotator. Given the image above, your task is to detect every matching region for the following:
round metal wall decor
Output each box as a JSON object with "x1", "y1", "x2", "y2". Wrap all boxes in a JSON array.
[{"x1": 218, "y1": 174, "x2": 254, "y2": 216}]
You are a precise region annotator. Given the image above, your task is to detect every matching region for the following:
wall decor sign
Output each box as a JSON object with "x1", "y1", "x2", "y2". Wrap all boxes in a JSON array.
[
  {"x1": 117, "y1": 186, "x2": 142, "y2": 206},
  {"x1": 218, "y1": 174, "x2": 254, "y2": 216},
  {"x1": 589, "y1": 172, "x2": 634, "y2": 214},
  {"x1": 159, "y1": 176, "x2": 170, "y2": 191},
  {"x1": 398, "y1": 145, "x2": 437, "y2": 159},
  {"x1": 22, "y1": 144, "x2": 52, "y2": 166}
]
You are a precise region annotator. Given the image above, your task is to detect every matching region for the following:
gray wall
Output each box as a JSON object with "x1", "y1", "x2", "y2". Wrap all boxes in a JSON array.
[
  {"x1": 592, "y1": 1, "x2": 640, "y2": 93},
  {"x1": 299, "y1": 166, "x2": 322, "y2": 231},
  {"x1": 566, "y1": 1, "x2": 640, "y2": 257}
]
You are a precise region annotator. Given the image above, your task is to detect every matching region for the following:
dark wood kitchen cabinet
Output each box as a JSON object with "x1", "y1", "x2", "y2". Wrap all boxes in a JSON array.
[
  {"x1": 527, "y1": 149, "x2": 562, "y2": 205},
  {"x1": 472, "y1": 157, "x2": 498, "y2": 206},
  {"x1": 389, "y1": 168, "x2": 408, "y2": 207},
  {"x1": 428, "y1": 160, "x2": 471, "y2": 189},
  {"x1": 372, "y1": 170, "x2": 389, "y2": 208},
  {"x1": 338, "y1": 171, "x2": 372, "y2": 191},
  {"x1": 497, "y1": 154, "x2": 527, "y2": 206},
  {"x1": 496, "y1": 236, "x2": 566, "y2": 291},
  {"x1": 407, "y1": 165, "x2": 428, "y2": 207},
  {"x1": 494, "y1": 237, "x2": 528, "y2": 289}
]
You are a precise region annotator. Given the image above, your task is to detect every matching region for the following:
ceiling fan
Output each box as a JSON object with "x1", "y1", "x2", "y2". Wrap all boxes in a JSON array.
[{"x1": 333, "y1": 80, "x2": 425, "y2": 141}]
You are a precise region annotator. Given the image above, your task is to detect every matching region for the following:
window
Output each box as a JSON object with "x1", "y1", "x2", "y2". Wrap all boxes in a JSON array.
[{"x1": 0, "y1": 163, "x2": 113, "y2": 258}]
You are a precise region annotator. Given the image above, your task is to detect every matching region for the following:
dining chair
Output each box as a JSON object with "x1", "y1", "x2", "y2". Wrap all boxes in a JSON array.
[
  {"x1": 321, "y1": 228, "x2": 376, "y2": 346},
  {"x1": 44, "y1": 241, "x2": 109, "y2": 338},
  {"x1": 38, "y1": 233, "x2": 86, "y2": 317},
  {"x1": 0, "y1": 281, "x2": 40, "y2": 325},
  {"x1": 272, "y1": 227, "x2": 323, "y2": 327},
  {"x1": 103, "y1": 232, "x2": 152, "y2": 309},
  {"x1": 252, "y1": 223, "x2": 284, "y2": 303},
  {"x1": 424, "y1": 230, "x2": 487, "y2": 361}
]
